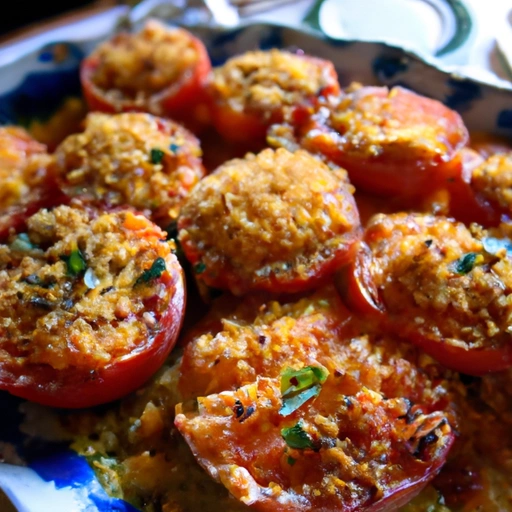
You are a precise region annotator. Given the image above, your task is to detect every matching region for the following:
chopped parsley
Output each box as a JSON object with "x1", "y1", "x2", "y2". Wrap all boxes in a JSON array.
[
  {"x1": 194, "y1": 262, "x2": 206, "y2": 274},
  {"x1": 136, "y1": 257, "x2": 166, "y2": 285},
  {"x1": 150, "y1": 148, "x2": 165, "y2": 164},
  {"x1": 279, "y1": 366, "x2": 328, "y2": 417},
  {"x1": 454, "y1": 252, "x2": 478, "y2": 275},
  {"x1": 287, "y1": 456, "x2": 296, "y2": 466},
  {"x1": 63, "y1": 249, "x2": 87, "y2": 277},
  {"x1": 281, "y1": 421, "x2": 315, "y2": 450}
]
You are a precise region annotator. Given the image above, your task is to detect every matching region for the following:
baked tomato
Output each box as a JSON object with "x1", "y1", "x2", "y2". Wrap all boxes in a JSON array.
[
  {"x1": 176, "y1": 284, "x2": 457, "y2": 511},
  {"x1": 438, "y1": 148, "x2": 500, "y2": 227},
  {"x1": 0, "y1": 205, "x2": 185, "y2": 408},
  {"x1": 208, "y1": 49, "x2": 340, "y2": 146},
  {"x1": 176, "y1": 377, "x2": 454, "y2": 512},
  {"x1": 341, "y1": 212, "x2": 512, "y2": 374},
  {"x1": 460, "y1": 151, "x2": 512, "y2": 226},
  {"x1": 80, "y1": 20, "x2": 211, "y2": 130},
  {"x1": 52, "y1": 112, "x2": 205, "y2": 228},
  {"x1": 178, "y1": 148, "x2": 360, "y2": 296},
  {"x1": 0, "y1": 126, "x2": 66, "y2": 240},
  {"x1": 432, "y1": 368, "x2": 512, "y2": 510},
  {"x1": 270, "y1": 84, "x2": 469, "y2": 198}
]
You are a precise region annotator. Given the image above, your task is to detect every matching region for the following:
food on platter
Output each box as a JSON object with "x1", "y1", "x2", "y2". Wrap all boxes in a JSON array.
[
  {"x1": 1, "y1": 19, "x2": 512, "y2": 512},
  {"x1": 341, "y1": 212, "x2": 512, "y2": 375},
  {"x1": 80, "y1": 20, "x2": 211, "y2": 128},
  {"x1": 52, "y1": 112, "x2": 205, "y2": 227},
  {"x1": 178, "y1": 148, "x2": 360, "y2": 295},
  {"x1": 0, "y1": 204, "x2": 185, "y2": 408},
  {"x1": 269, "y1": 84, "x2": 468, "y2": 198},
  {"x1": 0, "y1": 127, "x2": 62, "y2": 238},
  {"x1": 208, "y1": 49, "x2": 340, "y2": 145}
]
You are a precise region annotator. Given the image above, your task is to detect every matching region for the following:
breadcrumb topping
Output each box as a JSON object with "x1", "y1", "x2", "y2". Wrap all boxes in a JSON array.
[
  {"x1": 90, "y1": 20, "x2": 200, "y2": 103},
  {"x1": 53, "y1": 112, "x2": 204, "y2": 224},
  {"x1": 366, "y1": 213, "x2": 512, "y2": 350},
  {"x1": 0, "y1": 205, "x2": 176, "y2": 371},
  {"x1": 178, "y1": 148, "x2": 359, "y2": 294}
]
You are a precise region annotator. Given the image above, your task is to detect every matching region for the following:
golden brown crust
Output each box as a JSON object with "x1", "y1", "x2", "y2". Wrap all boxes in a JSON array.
[
  {"x1": 471, "y1": 152, "x2": 512, "y2": 213},
  {"x1": 0, "y1": 126, "x2": 48, "y2": 208},
  {"x1": 211, "y1": 49, "x2": 339, "y2": 116},
  {"x1": 53, "y1": 112, "x2": 204, "y2": 225},
  {"x1": 89, "y1": 20, "x2": 200, "y2": 103},
  {"x1": 178, "y1": 148, "x2": 359, "y2": 294},
  {"x1": 0, "y1": 205, "x2": 177, "y2": 371},
  {"x1": 365, "y1": 213, "x2": 512, "y2": 351}
]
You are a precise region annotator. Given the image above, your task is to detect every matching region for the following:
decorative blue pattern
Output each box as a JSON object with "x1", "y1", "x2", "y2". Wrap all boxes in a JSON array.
[
  {"x1": 31, "y1": 452, "x2": 138, "y2": 511},
  {"x1": 372, "y1": 55, "x2": 409, "y2": 81},
  {"x1": 444, "y1": 77, "x2": 482, "y2": 111},
  {"x1": 0, "y1": 16, "x2": 512, "y2": 512},
  {"x1": 497, "y1": 109, "x2": 512, "y2": 130}
]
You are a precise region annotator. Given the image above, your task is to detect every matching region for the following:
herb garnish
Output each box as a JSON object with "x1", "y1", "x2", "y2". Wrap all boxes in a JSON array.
[
  {"x1": 281, "y1": 421, "x2": 315, "y2": 450},
  {"x1": 454, "y1": 252, "x2": 478, "y2": 275},
  {"x1": 194, "y1": 262, "x2": 206, "y2": 274},
  {"x1": 279, "y1": 366, "x2": 328, "y2": 417},
  {"x1": 136, "y1": 257, "x2": 166, "y2": 285},
  {"x1": 150, "y1": 148, "x2": 165, "y2": 164},
  {"x1": 63, "y1": 249, "x2": 87, "y2": 276}
]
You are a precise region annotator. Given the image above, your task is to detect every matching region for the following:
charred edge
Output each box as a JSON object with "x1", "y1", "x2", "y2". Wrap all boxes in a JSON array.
[
  {"x1": 413, "y1": 432, "x2": 439, "y2": 459},
  {"x1": 233, "y1": 399, "x2": 245, "y2": 419}
]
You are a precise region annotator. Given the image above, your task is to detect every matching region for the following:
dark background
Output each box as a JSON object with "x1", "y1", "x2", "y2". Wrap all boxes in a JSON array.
[{"x1": 0, "y1": 1, "x2": 102, "y2": 38}]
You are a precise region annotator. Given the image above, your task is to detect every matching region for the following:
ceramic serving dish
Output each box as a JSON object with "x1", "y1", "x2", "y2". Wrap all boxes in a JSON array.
[{"x1": 0, "y1": 7, "x2": 512, "y2": 512}]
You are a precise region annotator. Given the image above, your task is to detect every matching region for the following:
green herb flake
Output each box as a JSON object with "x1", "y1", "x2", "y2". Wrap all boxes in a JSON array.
[
  {"x1": 454, "y1": 252, "x2": 478, "y2": 275},
  {"x1": 136, "y1": 257, "x2": 167, "y2": 286},
  {"x1": 63, "y1": 249, "x2": 87, "y2": 276},
  {"x1": 194, "y1": 262, "x2": 206, "y2": 274},
  {"x1": 279, "y1": 366, "x2": 329, "y2": 416},
  {"x1": 150, "y1": 148, "x2": 165, "y2": 164},
  {"x1": 281, "y1": 421, "x2": 315, "y2": 450},
  {"x1": 287, "y1": 456, "x2": 296, "y2": 466}
]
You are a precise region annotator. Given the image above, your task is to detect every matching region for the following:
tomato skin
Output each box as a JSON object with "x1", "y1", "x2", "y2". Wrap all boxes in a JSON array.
[
  {"x1": 0, "y1": 185, "x2": 68, "y2": 241},
  {"x1": 365, "y1": 430, "x2": 454, "y2": 512},
  {"x1": 209, "y1": 53, "x2": 340, "y2": 146},
  {"x1": 289, "y1": 86, "x2": 469, "y2": 198},
  {"x1": 335, "y1": 241, "x2": 386, "y2": 319},
  {"x1": 80, "y1": 32, "x2": 211, "y2": 130},
  {"x1": 0, "y1": 250, "x2": 186, "y2": 409},
  {"x1": 341, "y1": 214, "x2": 512, "y2": 375},
  {"x1": 178, "y1": 148, "x2": 361, "y2": 296},
  {"x1": 443, "y1": 149, "x2": 502, "y2": 227},
  {"x1": 208, "y1": 102, "x2": 269, "y2": 148},
  {"x1": 396, "y1": 328, "x2": 512, "y2": 376}
]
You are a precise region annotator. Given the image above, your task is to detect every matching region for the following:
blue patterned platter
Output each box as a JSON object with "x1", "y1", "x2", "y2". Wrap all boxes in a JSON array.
[{"x1": 0, "y1": 8, "x2": 512, "y2": 512}]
